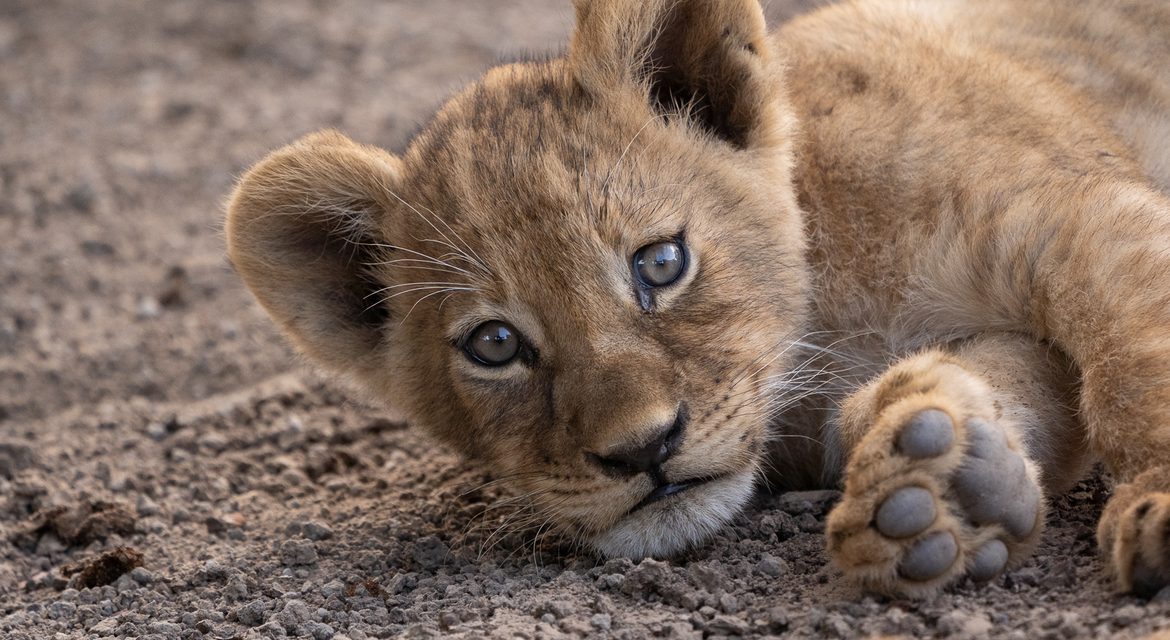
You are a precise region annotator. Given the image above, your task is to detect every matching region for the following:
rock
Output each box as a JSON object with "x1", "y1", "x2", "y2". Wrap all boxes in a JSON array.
[
  {"x1": 89, "y1": 617, "x2": 119, "y2": 635},
  {"x1": 937, "y1": 610, "x2": 993, "y2": 638},
  {"x1": 624, "y1": 558, "x2": 673, "y2": 598},
  {"x1": 719, "y1": 593, "x2": 739, "y2": 614},
  {"x1": 686, "y1": 562, "x2": 726, "y2": 593},
  {"x1": 235, "y1": 600, "x2": 268, "y2": 627},
  {"x1": 776, "y1": 490, "x2": 841, "y2": 514},
  {"x1": 224, "y1": 575, "x2": 248, "y2": 601},
  {"x1": 274, "y1": 599, "x2": 311, "y2": 633},
  {"x1": 303, "y1": 521, "x2": 334, "y2": 541},
  {"x1": 439, "y1": 612, "x2": 460, "y2": 631},
  {"x1": 135, "y1": 494, "x2": 161, "y2": 517},
  {"x1": 1009, "y1": 567, "x2": 1042, "y2": 587},
  {"x1": 821, "y1": 613, "x2": 854, "y2": 638},
  {"x1": 765, "y1": 607, "x2": 789, "y2": 633},
  {"x1": 205, "y1": 513, "x2": 245, "y2": 535},
  {"x1": 706, "y1": 615, "x2": 749, "y2": 636},
  {"x1": 756, "y1": 555, "x2": 788, "y2": 577},
  {"x1": 308, "y1": 622, "x2": 336, "y2": 640},
  {"x1": 47, "y1": 601, "x2": 76, "y2": 620},
  {"x1": 410, "y1": 536, "x2": 448, "y2": 570},
  {"x1": 147, "y1": 621, "x2": 182, "y2": 637},
  {"x1": 1112, "y1": 605, "x2": 1142, "y2": 627},
  {"x1": 534, "y1": 600, "x2": 574, "y2": 620},
  {"x1": 279, "y1": 540, "x2": 318, "y2": 566},
  {"x1": 0, "y1": 442, "x2": 36, "y2": 479}
]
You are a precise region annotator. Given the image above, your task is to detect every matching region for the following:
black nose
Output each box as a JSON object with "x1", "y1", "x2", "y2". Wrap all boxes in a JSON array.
[{"x1": 587, "y1": 409, "x2": 687, "y2": 478}]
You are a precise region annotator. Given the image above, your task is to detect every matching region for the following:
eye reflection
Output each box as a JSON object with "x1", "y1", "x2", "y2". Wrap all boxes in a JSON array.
[
  {"x1": 634, "y1": 240, "x2": 686, "y2": 287},
  {"x1": 465, "y1": 320, "x2": 520, "y2": 366}
]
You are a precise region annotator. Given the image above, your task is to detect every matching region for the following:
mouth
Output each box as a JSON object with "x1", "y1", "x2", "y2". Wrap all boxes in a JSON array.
[
  {"x1": 592, "y1": 468, "x2": 757, "y2": 559},
  {"x1": 629, "y1": 475, "x2": 725, "y2": 514}
]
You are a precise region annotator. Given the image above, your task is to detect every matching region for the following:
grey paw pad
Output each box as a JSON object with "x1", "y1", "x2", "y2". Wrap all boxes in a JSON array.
[
  {"x1": 963, "y1": 418, "x2": 1007, "y2": 459},
  {"x1": 899, "y1": 531, "x2": 958, "y2": 582},
  {"x1": 876, "y1": 487, "x2": 936, "y2": 539},
  {"x1": 968, "y1": 539, "x2": 1009, "y2": 582},
  {"x1": 897, "y1": 409, "x2": 954, "y2": 459},
  {"x1": 953, "y1": 419, "x2": 1041, "y2": 540}
]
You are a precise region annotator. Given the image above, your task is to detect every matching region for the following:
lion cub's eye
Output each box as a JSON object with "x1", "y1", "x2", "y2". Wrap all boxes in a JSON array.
[
  {"x1": 634, "y1": 240, "x2": 686, "y2": 287},
  {"x1": 465, "y1": 320, "x2": 521, "y2": 366}
]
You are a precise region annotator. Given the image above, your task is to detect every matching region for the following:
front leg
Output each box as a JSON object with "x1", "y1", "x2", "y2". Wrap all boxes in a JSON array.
[{"x1": 825, "y1": 334, "x2": 1086, "y2": 596}]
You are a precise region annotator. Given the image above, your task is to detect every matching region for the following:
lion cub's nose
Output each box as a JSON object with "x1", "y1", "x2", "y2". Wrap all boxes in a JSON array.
[{"x1": 586, "y1": 410, "x2": 687, "y2": 478}]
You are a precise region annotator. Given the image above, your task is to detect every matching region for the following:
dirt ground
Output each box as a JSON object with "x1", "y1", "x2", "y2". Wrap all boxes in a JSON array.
[{"x1": 1, "y1": 1, "x2": 1169, "y2": 638}]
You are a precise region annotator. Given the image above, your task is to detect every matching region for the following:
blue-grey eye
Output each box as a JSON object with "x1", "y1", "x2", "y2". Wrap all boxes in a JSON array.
[
  {"x1": 466, "y1": 321, "x2": 520, "y2": 366},
  {"x1": 634, "y1": 240, "x2": 686, "y2": 287}
]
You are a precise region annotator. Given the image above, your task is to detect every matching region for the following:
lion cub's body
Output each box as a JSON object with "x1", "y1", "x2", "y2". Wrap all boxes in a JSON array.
[
  {"x1": 771, "y1": 0, "x2": 1170, "y2": 481},
  {"x1": 226, "y1": 0, "x2": 1170, "y2": 597}
]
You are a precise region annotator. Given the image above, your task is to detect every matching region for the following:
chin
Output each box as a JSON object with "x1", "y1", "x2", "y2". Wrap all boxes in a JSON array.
[{"x1": 590, "y1": 468, "x2": 757, "y2": 559}]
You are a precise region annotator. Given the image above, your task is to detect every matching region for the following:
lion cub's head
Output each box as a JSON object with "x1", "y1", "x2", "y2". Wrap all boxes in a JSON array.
[{"x1": 226, "y1": 0, "x2": 807, "y2": 557}]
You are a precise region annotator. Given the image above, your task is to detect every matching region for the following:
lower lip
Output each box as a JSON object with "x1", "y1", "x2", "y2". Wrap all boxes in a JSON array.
[{"x1": 630, "y1": 478, "x2": 709, "y2": 513}]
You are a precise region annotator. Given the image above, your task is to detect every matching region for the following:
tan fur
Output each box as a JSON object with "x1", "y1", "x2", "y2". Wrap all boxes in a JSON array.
[{"x1": 225, "y1": 0, "x2": 1170, "y2": 596}]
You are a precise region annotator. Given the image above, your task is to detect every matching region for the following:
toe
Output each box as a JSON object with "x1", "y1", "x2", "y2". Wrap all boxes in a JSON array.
[
  {"x1": 1001, "y1": 481, "x2": 1042, "y2": 539},
  {"x1": 899, "y1": 530, "x2": 958, "y2": 582},
  {"x1": 876, "y1": 486, "x2": 937, "y2": 539},
  {"x1": 897, "y1": 409, "x2": 955, "y2": 459},
  {"x1": 953, "y1": 422, "x2": 1041, "y2": 540},
  {"x1": 968, "y1": 539, "x2": 1009, "y2": 582},
  {"x1": 963, "y1": 418, "x2": 1006, "y2": 459}
]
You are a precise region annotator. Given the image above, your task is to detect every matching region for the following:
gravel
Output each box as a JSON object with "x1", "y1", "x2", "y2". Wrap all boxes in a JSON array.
[{"x1": 2, "y1": 0, "x2": 1169, "y2": 638}]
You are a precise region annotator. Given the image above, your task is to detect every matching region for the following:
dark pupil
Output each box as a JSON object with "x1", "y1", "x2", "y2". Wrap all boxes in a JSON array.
[
  {"x1": 471, "y1": 321, "x2": 518, "y2": 364},
  {"x1": 637, "y1": 242, "x2": 683, "y2": 286}
]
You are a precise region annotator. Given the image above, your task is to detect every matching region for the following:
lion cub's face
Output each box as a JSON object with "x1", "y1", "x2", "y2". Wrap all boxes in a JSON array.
[{"x1": 227, "y1": 0, "x2": 807, "y2": 557}]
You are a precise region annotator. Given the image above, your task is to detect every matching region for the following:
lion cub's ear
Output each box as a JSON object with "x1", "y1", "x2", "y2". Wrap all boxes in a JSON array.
[
  {"x1": 569, "y1": 0, "x2": 784, "y2": 150},
  {"x1": 225, "y1": 130, "x2": 399, "y2": 379}
]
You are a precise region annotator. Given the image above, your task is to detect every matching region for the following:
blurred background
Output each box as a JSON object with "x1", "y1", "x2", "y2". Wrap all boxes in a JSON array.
[{"x1": 0, "y1": 0, "x2": 823, "y2": 425}]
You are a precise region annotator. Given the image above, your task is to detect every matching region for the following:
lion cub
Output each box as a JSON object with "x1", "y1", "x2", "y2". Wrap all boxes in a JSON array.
[{"x1": 226, "y1": 0, "x2": 1170, "y2": 597}]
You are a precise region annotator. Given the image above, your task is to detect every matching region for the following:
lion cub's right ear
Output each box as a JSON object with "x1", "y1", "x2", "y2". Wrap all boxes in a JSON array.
[{"x1": 225, "y1": 130, "x2": 399, "y2": 380}]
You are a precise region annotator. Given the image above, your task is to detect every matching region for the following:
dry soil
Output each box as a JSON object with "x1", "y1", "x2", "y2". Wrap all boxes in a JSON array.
[{"x1": 2, "y1": 1, "x2": 1170, "y2": 638}]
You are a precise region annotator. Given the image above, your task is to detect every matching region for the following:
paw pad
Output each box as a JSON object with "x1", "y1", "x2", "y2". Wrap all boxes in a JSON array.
[
  {"x1": 828, "y1": 402, "x2": 1046, "y2": 595},
  {"x1": 896, "y1": 409, "x2": 954, "y2": 459},
  {"x1": 968, "y1": 539, "x2": 1009, "y2": 582},
  {"x1": 876, "y1": 487, "x2": 936, "y2": 539},
  {"x1": 953, "y1": 419, "x2": 1041, "y2": 539},
  {"x1": 899, "y1": 530, "x2": 958, "y2": 582}
]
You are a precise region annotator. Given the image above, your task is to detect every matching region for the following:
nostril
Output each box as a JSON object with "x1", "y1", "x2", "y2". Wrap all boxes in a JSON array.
[
  {"x1": 665, "y1": 408, "x2": 687, "y2": 449},
  {"x1": 584, "y1": 451, "x2": 639, "y2": 478},
  {"x1": 585, "y1": 407, "x2": 688, "y2": 478}
]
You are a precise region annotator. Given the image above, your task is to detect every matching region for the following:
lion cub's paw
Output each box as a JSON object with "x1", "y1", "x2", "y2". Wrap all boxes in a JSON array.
[
  {"x1": 827, "y1": 406, "x2": 1045, "y2": 596},
  {"x1": 1099, "y1": 467, "x2": 1170, "y2": 597}
]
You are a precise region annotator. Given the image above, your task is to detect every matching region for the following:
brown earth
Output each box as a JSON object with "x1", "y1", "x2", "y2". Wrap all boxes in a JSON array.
[{"x1": 1, "y1": 1, "x2": 1169, "y2": 638}]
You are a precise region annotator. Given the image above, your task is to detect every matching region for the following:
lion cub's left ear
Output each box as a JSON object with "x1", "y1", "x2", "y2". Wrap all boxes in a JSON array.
[
  {"x1": 569, "y1": 0, "x2": 788, "y2": 151},
  {"x1": 225, "y1": 130, "x2": 400, "y2": 381}
]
